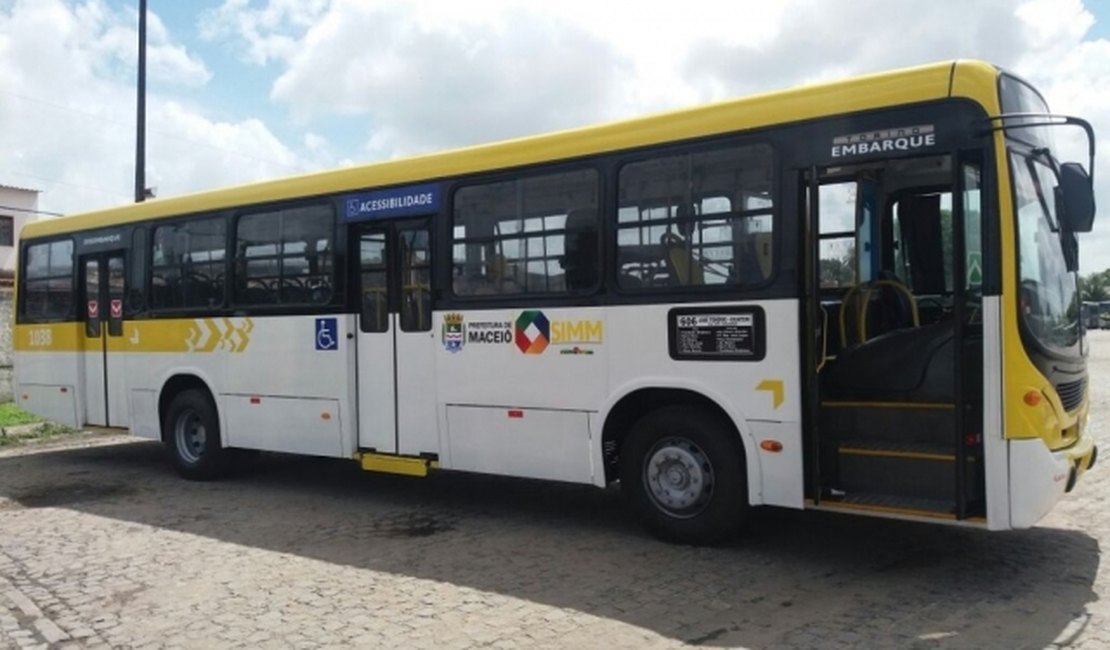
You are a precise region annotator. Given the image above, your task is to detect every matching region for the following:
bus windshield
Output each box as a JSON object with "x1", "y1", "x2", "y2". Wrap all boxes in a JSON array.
[
  {"x1": 1001, "y1": 74, "x2": 1082, "y2": 356},
  {"x1": 1011, "y1": 151, "x2": 1080, "y2": 354}
]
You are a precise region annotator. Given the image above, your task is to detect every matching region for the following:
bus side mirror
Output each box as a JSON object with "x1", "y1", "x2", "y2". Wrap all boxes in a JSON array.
[{"x1": 1057, "y1": 162, "x2": 1095, "y2": 232}]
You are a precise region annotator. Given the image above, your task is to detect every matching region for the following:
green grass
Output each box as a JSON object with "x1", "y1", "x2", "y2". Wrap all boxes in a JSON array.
[
  {"x1": 0, "y1": 403, "x2": 78, "y2": 447},
  {"x1": 0, "y1": 402, "x2": 42, "y2": 427},
  {"x1": 0, "y1": 422, "x2": 76, "y2": 447}
]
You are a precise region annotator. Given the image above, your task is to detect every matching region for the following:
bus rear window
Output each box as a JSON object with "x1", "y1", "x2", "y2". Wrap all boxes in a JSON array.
[{"x1": 22, "y1": 239, "x2": 74, "y2": 321}]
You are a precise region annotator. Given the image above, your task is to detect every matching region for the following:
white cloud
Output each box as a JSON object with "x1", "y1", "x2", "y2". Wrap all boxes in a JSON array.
[
  {"x1": 267, "y1": 1, "x2": 634, "y2": 160},
  {"x1": 198, "y1": 0, "x2": 329, "y2": 65},
  {"x1": 0, "y1": 0, "x2": 303, "y2": 215},
  {"x1": 7, "y1": 0, "x2": 1110, "y2": 274}
]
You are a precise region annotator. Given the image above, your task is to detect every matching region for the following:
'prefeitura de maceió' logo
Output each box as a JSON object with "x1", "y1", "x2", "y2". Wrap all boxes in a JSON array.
[
  {"x1": 441, "y1": 310, "x2": 603, "y2": 355},
  {"x1": 441, "y1": 313, "x2": 465, "y2": 353}
]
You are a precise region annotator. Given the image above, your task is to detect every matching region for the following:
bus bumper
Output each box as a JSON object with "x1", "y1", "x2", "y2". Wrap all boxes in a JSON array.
[{"x1": 1009, "y1": 434, "x2": 1097, "y2": 529}]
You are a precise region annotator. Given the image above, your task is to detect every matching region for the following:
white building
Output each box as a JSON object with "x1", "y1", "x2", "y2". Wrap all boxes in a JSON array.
[{"x1": 0, "y1": 184, "x2": 41, "y2": 278}]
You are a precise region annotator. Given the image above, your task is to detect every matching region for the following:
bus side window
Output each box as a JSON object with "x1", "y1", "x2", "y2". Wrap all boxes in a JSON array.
[
  {"x1": 452, "y1": 168, "x2": 599, "y2": 297},
  {"x1": 234, "y1": 204, "x2": 334, "y2": 307},
  {"x1": 616, "y1": 143, "x2": 775, "y2": 290}
]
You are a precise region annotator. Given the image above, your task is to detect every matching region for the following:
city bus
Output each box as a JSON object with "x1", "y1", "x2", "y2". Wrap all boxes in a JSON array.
[
  {"x1": 1100, "y1": 301, "x2": 1110, "y2": 329},
  {"x1": 1082, "y1": 301, "x2": 1100, "y2": 330},
  {"x1": 14, "y1": 60, "x2": 1097, "y2": 543}
]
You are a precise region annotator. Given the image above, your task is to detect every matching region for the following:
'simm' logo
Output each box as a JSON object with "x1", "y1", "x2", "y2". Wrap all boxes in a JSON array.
[{"x1": 514, "y1": 310, "x2": 550, "y2": 354}]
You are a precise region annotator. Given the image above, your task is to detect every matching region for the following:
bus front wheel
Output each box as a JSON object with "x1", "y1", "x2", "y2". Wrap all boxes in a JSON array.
[
  {"x1": 163, "y1": 389, "x2": 230, "y2": 481},
  {"x1": 619, "y1": 406, "x2": 748, "y2": 544}
]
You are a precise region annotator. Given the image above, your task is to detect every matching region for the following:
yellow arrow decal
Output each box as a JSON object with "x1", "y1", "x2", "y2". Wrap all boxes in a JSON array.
[{"x1": 756, "y1": 379, "x2": 784, "y2": 409}]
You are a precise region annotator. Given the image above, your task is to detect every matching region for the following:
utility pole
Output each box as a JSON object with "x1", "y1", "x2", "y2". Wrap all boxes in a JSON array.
[{"x1": 135, "y1": 0, "x2": 147, "y2": 203}]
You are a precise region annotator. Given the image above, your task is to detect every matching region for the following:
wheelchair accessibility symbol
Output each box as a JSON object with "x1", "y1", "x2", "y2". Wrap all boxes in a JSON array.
[{"x1": 315, "y1": 317, "x2": 338, "y2": 351}]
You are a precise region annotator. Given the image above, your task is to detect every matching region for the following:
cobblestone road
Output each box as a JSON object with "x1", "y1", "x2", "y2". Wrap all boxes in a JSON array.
[{"x1": 2, "y1": 333, "x2": 1110, "y2": 649}]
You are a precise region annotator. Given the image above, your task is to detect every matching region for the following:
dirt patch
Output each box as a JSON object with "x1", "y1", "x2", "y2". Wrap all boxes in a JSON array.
[
  {"x1": 13, "y1": 482, "x2": 136, "y2": 508},
  {"x1": 379, "y1": 513, "x2": 456, "y2": 538}
]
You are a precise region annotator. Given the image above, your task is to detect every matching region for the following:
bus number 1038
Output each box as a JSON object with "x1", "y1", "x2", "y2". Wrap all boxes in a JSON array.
[{"x1": 28, "y1": 329, "x2": 53, "y2": 347}]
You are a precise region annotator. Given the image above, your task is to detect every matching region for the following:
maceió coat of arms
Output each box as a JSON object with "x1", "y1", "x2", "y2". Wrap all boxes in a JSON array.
[{"x1": 442, "y1": 313, "x2": 465, "y2": 353}]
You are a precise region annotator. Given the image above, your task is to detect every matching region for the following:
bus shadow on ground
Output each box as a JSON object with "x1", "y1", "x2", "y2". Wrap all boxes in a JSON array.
[{"x1": 0, "y1": 440, "x2": 1099, "y2": 649}]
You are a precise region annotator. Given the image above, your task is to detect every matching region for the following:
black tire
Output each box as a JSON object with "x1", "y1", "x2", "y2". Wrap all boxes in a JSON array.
[
  {"x1": 619, "y1": 405, "x2": 748, "y2": 545},
  {"x1": 163, "y1": 389, "x2": 230, "y2": 481}
]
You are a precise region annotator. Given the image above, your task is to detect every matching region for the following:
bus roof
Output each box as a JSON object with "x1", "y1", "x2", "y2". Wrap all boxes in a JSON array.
[{"x1": 23, "y1": 59, "x2": 1002, "y2": 240}]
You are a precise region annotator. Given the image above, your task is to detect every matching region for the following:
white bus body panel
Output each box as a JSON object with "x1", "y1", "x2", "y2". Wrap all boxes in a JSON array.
[
  {"x1": 219, "y1": 315, "x2": 352, "y2": 456},
  {"x1": 224, "y1": 395, "x2": 342, "y2": 457},
  {"x1": 108, "y1": 351, "x2": 129, "y2": 427},
  {"x1": 129, "y1": 388, "x2": 160, "y2": 440},
  {"x1": 17, "y1": 383, "x2": 79, "y2": 429},
  {"x1": 15, "y1": 348, "x2": 82, "y2": 429},
  {"x1": 435, "y1": 307, "x2": 608, "y2": 482},
  {"x1": 981, "y1": 296, "x2": 1011, "y2": 529},
  {"x1": 357, "y1": 317, "x2": 397, "y2": 453},
  {"x1": 82, "y1": 350, "x2": 106, "y2": 425},
  {"x1": 1009, "y1": 438, "x2": 1070, "y2": 528},
  {"x1": 434, "y1": 300, "x2": 802, "y2": 504},
  {"x1": 446, "y1": 405, "x2": 594, "y2": 483},
  {"x1": 395, "y1": 325, "x2": 438, "y2": 457},
  {"x1": 118, "y1": 315, "x2": 357, "y2": 458},
  {"x1": 604, "y1": 300, "x2": 803, "y2": 507}
]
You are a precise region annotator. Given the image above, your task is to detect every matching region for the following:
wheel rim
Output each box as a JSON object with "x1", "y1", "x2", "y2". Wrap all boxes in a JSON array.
[
  {"x1": 173, "y1": 408, "x2": 206, "y2": 465},
  {"x1": 643, "y1": 436, "x2": 714, "y2": 518}
]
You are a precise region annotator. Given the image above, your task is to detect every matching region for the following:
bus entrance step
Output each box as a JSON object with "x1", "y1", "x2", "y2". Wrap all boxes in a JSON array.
[
  {"x1": 818, "y1": 492, "x2": 956, "y2": 519},
  {"x1": 356, "y1": 452, "x2": 436, "y2": 477},
  {"x1": 835, "y1": 440, "x2": 975, "y2": 502}
]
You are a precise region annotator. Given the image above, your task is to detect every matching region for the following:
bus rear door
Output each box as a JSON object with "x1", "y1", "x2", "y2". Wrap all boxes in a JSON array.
[{"x1": 79, "y1": 251, "x2": 129, "y2": 427}]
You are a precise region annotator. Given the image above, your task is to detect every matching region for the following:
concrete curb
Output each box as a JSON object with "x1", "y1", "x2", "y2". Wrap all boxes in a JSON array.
[{"x1": 0, "y1": 421, "x2": 47, "y2": 438}]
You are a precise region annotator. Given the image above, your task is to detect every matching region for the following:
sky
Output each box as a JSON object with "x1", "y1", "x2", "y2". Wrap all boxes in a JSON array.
[{"x1": 3, "y1": 0, "x2": 1110, "y2": 272}]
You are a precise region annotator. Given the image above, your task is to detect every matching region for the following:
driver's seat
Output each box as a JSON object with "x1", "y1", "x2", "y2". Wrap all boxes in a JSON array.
[{"x1": 839, "y1": 274, "x2": 919, "y2": 348}]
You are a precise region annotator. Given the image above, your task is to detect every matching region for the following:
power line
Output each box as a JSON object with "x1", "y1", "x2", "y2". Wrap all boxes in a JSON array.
[
  {"x1": 0, "y1": 204, "x2": 64, "y2": 217},
  {"x1": 0, "y1": 169, "x2": 130, "y2": 201}
]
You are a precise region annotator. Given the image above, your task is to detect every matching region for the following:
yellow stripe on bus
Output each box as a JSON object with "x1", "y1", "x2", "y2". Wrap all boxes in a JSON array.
[{"x1": 15, "y1": 318, "x2": 254, "y2": 353}]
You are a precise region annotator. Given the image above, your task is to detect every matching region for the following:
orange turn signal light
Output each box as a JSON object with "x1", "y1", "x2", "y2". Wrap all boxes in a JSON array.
[
  {"x1": 1023, "y1": 391, "x2": 1042, "y2": 407},
  {"x1": 760, "y1": 440, "x2": 783, "y2": 453}
]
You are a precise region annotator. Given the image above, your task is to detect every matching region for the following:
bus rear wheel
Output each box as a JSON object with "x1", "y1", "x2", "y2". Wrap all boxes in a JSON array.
[
  {"x1": 163, "y1": 389, "x2": 230, "y2": 481},
  {"x1": 619, "y1": 406, "x2": 748, "y2": 544}
]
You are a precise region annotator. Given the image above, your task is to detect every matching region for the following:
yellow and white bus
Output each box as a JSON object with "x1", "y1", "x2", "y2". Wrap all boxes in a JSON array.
[{"x1": 14, "y1": 60, "x2": 1098, "y2": 543}]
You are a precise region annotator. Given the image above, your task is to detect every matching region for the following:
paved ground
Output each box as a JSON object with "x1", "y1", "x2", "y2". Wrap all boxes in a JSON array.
[{"x1": 2, "y1": 333, "x2": 1110, "y2": 649}]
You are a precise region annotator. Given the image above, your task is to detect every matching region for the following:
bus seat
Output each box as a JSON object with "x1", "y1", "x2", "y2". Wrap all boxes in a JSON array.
[
  {"x1": 363, "y1": 287, "x2": 387, "y2": 330},
  {"x1": 402, "y1": 282, "x2": 431, "y2": 330},
  {"x1": 821, "y1": 319, "x2": 980, "y2": 404},
  {"x1": 308, "y1": 279, "x2": 332, "y2": 304},
  {"x1": 662, "y1": 232, "x2": 704, "y2": 285},
  {"x1": 754, "y1": 232, "x2": 773, "y2": 280},
  {"x1": 839, "y1": 277, "x2": 918, "y2": 347},
  {"x1": 560, "y1": 208, "x2": 599, "y2": 290}
]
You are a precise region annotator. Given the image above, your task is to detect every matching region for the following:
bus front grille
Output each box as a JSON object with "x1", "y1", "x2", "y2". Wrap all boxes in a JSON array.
[{"x1": 1056, "y1": 378, "x2": 1086, "y2": 413}]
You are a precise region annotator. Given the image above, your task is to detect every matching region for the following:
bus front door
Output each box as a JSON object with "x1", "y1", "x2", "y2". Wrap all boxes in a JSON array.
[
  {"x1": 79, "y1": 252, "x2": 128, "y2": 427},
  {"x1": 355, "y1": 220, "x2": 437, "y2": 456}
]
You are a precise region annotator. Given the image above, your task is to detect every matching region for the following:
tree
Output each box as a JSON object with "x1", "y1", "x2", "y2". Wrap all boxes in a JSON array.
[
  {"x1": 1081, "y1": 269, "x2": 1110, "y2": 302},
  {"x1": 820, "y1": 255, "x2": 855, "y2": 288}
]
